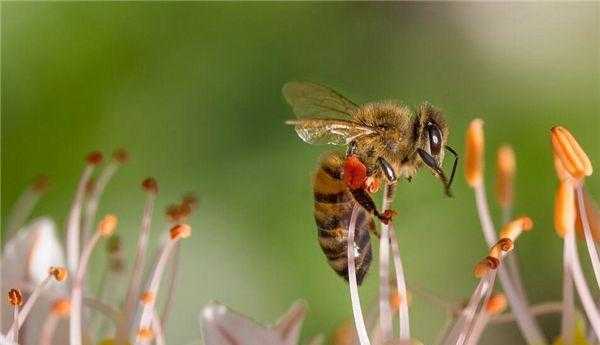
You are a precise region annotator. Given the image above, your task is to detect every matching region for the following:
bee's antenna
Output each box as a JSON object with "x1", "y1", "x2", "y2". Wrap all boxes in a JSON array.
[{"x1": 445, "y1": 145, "x2": 459, "y2": 191}]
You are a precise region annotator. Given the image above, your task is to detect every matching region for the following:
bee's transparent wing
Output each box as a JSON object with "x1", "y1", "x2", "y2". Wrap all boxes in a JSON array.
[
  {"x1": 282, "y1": 82, "x2": 359, "y2": 119},
  {"x1": 286, "y1": 118, "x2": 376, "y2": 146}
]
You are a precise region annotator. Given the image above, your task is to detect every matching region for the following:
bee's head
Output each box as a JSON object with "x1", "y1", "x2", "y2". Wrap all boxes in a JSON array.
[{"x1": 414, "y1": 103, "x2": 457, "y2": 197}]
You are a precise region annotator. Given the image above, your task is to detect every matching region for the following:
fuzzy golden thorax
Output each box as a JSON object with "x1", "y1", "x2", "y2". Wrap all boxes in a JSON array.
[{"x1": 351, "y1": 101, "x2": 449, "y2": 180}]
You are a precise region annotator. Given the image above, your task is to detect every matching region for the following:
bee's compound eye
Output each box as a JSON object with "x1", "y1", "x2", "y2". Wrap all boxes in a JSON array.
[{"x1": 427, "y1": 122, "x2": 443, "y2": 156}]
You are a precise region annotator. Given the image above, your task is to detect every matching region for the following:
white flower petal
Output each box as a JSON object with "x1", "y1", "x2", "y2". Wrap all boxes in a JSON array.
[
  {"x1": 25, "y1": 218, "x2": 66, "y2": 284},
  {"x1": 199, "y1": 300, "x2": 307, "y2": 345}
]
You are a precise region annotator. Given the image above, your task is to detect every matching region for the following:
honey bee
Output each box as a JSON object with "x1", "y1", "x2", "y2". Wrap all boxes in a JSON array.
[{"x1": 284, "y1": 82, "x2": 458, "y2": 284}]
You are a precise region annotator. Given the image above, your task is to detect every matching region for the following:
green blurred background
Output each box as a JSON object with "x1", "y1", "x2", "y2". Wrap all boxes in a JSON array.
[{"x1": 1, "y1": 2, "x2": 599, "y2": 344}]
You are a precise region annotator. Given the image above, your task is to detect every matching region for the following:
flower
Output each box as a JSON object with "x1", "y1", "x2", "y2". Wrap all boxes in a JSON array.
[
  {"x1": 0, "y1": 149, "x2": 197, "y2": 345},
  {"x1": 199, "y1": 300, "x2": 311, "y2": 345}
]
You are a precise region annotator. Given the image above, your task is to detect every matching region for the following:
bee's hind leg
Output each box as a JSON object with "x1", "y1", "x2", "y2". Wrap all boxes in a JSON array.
[{"x1": 350, "y1": 188, "x2": 396, "y2": 225}]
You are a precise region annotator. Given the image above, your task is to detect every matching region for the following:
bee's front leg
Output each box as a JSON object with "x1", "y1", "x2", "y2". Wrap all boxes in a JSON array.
[{"x1": 343, "y1": 155, "x2": 396, "y2": 224}]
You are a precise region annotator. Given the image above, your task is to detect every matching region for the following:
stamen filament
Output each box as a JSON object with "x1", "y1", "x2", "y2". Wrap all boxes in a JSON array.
[
  {"x1": 82, "y1": 160, "x2": 119, "y2": 242},
  {"x1": 561, "y1": 236, "x2": 575, "y2": 345},
  {"x1": 576, "y1": 186, "x2": 600, "y2": 292},
  {"x1": 39, "y1": 299, "x2": 70, "y2": 345},
  {"x1": 39, "y1": 314, "x2": 59, "y2": 345},
  {"x1": 160, "y1": 242, "x2": 181, "y2": 329},
  {"x1": 472, "y1": 184, "x2": 546, "y2": 345},
  {"x1": 564, "y1": 228, "x2": 600, "y2": 337},
  {"x1": 5, "y1": 175, "x2": 48, "y2": 243},
  {"x1": 6, "y1": 267, "x2": 66, "y2": 340},
  {"x1": 378, "y1": 183, "x2": 394, "y2": 341},
  {"x1": 389, "y1": 223, "x2": 410, "y2": 339},
  {"x1": 465, "y1": 293, "x2": 506, "y2": 345},
  {"x1": 121, "y1": 182, "x2": 157, "y2": 338},
  {"x1": 70, "y1": 214, "x2": 116, "y2": 345},
  {"x1": 134, "y1": 224, "x2": 191, "y2": 345},
  {"x1": 152, "y1": 311, "x2": 166, "y2": 345},
  {"x1": 346, "y1": 205, "x2": 371, "y2": 345},
  {"x1": 66, "y1": 155, "x2": 100, "y2": 273},
  {"x1": 12, "y1": 307, "x2": 20, "y2": 342},
  {"x1": 442, "y1": 272, "x2": 496, "y2": 345}
]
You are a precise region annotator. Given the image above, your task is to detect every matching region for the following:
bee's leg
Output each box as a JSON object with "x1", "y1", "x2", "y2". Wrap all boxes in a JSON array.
[
  {"x1": 350, "y1": 188, "x2": 396, "y2": 225},
  {"x1": 377, "y1": 157, "x2": 397, "y2": 184}
]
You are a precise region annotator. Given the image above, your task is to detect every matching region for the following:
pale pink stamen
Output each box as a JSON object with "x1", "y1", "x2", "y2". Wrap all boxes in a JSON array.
[
  {"x1": 473, "y1": 184, "x2": 546, "y2": 344},
  {"x1": 66, "y1": 164, "x2": 96, "y2": 273},
  {"x1": 347, "y1": 205, "x2": 371, "y2": 345},
  {"x1": 378, "y1": 183, "x2": 394, "y2": 341},
  {"x1": 121, "y1": 186, "x2": 157, "y2": 337},
  {"x1": 389, "y1": 223, "x2": 410, "y2": 339},
  {"x1": 134, "y1": 225, "x2": 190, "y2": 345}
]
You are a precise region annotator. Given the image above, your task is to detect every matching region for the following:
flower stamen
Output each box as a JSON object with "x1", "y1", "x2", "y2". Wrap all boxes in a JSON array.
[
  {"x1": 134, "y1": 224, "x2": 191, "y2": 345},
  {"x1": 551, "y1": 126, "x2": 592, "y2": 181},
  {"x1": 70, "y1": 214, "x2": 117, "y2": 345}
]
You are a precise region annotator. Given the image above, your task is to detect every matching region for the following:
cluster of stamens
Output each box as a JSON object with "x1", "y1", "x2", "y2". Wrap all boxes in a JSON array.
[{"x1": 1, "y1": 148, "x2": 196, "y2": 345}]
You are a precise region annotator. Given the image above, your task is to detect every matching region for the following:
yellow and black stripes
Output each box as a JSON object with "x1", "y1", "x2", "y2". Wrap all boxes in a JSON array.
[{"x1": 313, "y1": 152, "x2": 373, "y2": 285}]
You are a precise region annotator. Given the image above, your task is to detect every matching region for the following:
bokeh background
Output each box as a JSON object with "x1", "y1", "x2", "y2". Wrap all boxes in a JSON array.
[{"x1": 2, "y1": 2, "x2": 599, "y2": 344}]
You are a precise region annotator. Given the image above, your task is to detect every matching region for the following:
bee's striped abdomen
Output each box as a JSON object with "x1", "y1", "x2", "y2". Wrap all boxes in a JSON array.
[{"x1": 313, "y1": 152, "x2": 373, "y2": 285}]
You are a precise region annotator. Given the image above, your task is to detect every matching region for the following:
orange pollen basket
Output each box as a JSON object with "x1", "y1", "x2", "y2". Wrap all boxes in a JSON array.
[{"x1": 343, "y1": 155, "x2": 367, "y2": 190}]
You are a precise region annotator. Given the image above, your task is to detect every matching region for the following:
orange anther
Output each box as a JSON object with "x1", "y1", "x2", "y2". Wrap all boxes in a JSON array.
[
  {"x1": 555, "y1": 181, "x2": 576, "y2": 237},
  {"x1": 140, "y1": 291, "x2": 155, "y2": 304},
  {"x1": 551, "y1": 126, "x2": 592, "y2": 181},
  {"x1": 142, "y1": 178, "x2": 158, "y2": 194},
  {"x1": 499, "y1": 217, "x2": 534, "y2": 242},
  {"x1": 170, "y1": 224, "x2": 191, "y2": 240},
  {"x1": 465, "y1": 119, "x2": 485, "y2": 187},
  {"x1": 8, "y1": 288, "x2": 22, "y2": 306},
  {"x1": 51, "y1": 299, "x2": 71, "y2": 316},
  {"x1": 49, "y1": 266, "x2": 68, "y2": 282},
  {"x1": 31, "y1": 174, "x2": 50, "y2": 194},
  {"x1": 99, "y1": 214, "x2": 118, "y2": 237},
  {"x1": 113, "y1": 148, "x2": 130, "y2": 164},
  {"x1": 137, "y1": 327, "x2": 154, "y2": 340},
  {"x1": 495, "y1": 145, "x2": 516, "y2": 207},
  {"x1": 86, "y1": 151, "x2": 104, "y2": 165},
  {"x1": 486, "y1": 293, "x2": 507, "y2": 315}
]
